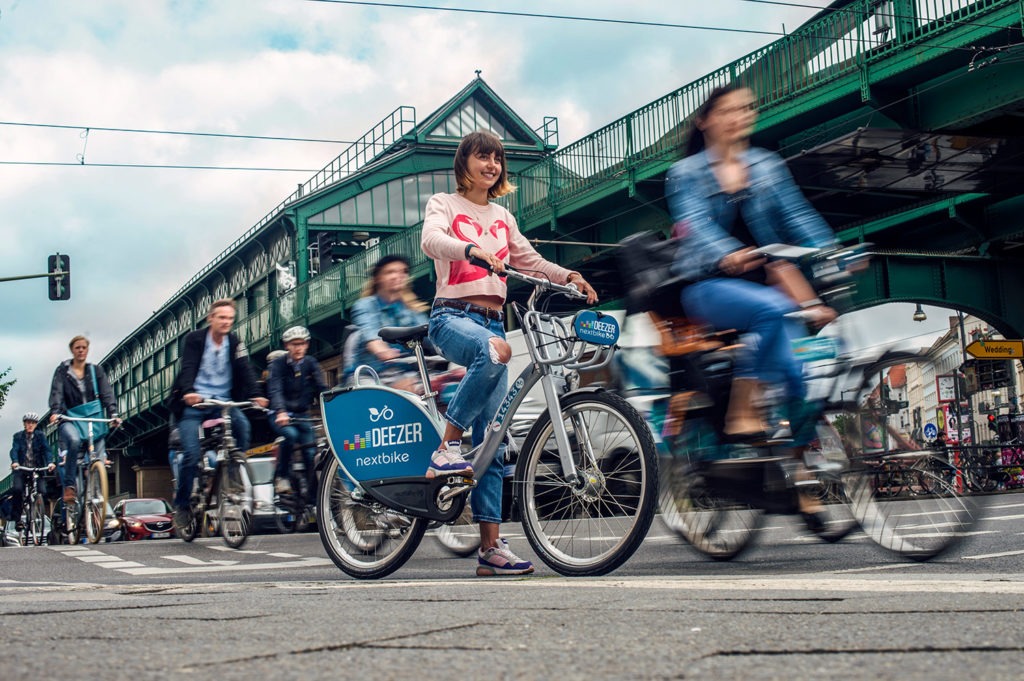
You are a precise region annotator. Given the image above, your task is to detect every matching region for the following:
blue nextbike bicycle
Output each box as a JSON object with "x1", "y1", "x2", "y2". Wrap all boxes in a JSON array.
[{"x1": 316, "y1": 262, "x2": 659, "y2": 579}]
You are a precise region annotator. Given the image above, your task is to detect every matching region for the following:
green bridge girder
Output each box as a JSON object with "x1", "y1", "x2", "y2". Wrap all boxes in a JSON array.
[{"x1": 101, "y1": 0, "x2": 1024, "y2": 461}]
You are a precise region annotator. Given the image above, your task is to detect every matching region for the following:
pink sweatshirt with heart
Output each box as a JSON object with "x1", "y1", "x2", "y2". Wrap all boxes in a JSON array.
[{"x1": 421, "y1": 192, "x2": 573, "y2": 301}]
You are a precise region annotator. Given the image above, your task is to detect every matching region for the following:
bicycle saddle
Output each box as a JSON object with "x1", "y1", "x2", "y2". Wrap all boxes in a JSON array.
[{"x1": 379, "y1": 324, "x2": 429, "y2": 344}]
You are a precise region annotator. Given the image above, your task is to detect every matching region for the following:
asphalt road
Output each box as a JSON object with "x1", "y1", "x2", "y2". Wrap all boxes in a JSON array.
[{"x1": 3, "y1": 495, "x2": 1024, "y2": 680}]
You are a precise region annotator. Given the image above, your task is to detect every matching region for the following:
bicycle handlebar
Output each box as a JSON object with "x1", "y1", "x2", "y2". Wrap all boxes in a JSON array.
[
  {"x1": 13, "y1": 466, "x2": 52, "y2": 473},
  {"x1": 468, "y1": 256, "x2": 588, "y2": 302}
]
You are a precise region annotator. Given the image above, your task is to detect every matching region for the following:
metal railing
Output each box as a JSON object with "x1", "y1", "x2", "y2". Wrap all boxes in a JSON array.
[{"x1": 510, "y1": 0, "x2": 1012, "y2": 225}]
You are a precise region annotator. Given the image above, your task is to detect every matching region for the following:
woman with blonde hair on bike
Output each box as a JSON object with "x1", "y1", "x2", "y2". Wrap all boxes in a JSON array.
[{"x1": 48, "y1": 335, "x2": 121, "y2": 503}]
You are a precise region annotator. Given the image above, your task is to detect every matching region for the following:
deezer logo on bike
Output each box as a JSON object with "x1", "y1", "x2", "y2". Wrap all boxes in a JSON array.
[{"x1": 343, "y1": 404, "x2": 424, "y2": 467}]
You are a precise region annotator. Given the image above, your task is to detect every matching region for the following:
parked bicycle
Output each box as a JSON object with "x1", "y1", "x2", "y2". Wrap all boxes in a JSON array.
[
  {"x1": 176, "y1": 399, "x2": 258, "y2": 549},
  {"x1": 51, "y1": 415, "x2": 116, "y2": 545},
  {"x1": 617, "y1": 235, "x2": 976, "y2": 562},
  {"x1": 16, "y1": 467, "x2": 50, "y2": 546},
  {"x1": 317, "y1": 261, "x2": 659, "y2": 578}
]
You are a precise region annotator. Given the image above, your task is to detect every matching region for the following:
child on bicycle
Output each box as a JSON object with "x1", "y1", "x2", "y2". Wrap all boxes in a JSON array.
[
  {"x1": 267, "y1": 325, "x2": 327, "y2": 496},
  {"x1": 421, "y1": 130, "x2": 597, "y2": 576}
]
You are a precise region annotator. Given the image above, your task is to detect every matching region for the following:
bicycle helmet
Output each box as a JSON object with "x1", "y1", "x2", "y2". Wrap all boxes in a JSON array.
[
  {"x1": 267, "y1": 349, "x2": 288, "y2": 363},
  {"x1": 22, "y1": 411, "x2": 39, "y2": 423},
  {"x1": 282, "y1": 325, "x2": 311, "y2": 343}
]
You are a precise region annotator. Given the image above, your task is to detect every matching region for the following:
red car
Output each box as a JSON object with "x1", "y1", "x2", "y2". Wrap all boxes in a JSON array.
[{"x1": 114, "y1": 498, "x2": 175, "y2": 540}]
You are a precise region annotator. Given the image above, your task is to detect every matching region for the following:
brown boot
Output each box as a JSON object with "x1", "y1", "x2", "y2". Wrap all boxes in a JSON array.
[
  {"x1": 723, "y1": 378, "x2": 767, "y2": 439},
  {"x1": 63, "y1": 486, "x2": 77, "y2": 503}
]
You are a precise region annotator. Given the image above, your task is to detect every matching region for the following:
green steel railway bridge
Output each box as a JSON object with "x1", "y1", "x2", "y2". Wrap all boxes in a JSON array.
[{"x1": 91, "y1": 0, "x2": 1024, "y2": 491}]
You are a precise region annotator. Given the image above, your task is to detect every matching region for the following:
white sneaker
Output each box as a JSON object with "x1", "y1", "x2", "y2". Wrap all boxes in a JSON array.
[
  {"x1": 477, "y1": 538, "x2": 535, "y2": 576},
  {"x1": 426, "y1": 441, "x2": 473, "y2": 478},
  {"x1": 275, "y1": 478, "x2": 293, "y2": 495}
]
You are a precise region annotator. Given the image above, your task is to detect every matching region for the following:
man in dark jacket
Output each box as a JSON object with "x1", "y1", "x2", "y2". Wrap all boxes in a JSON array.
[
  {"x1": 168, "y1": 299, "x2": 267, "y2": 528},
  {"x1": 268, "y1": 325, "x2": 327, "y2": 495},
  {"x1": 9, "y1": 412, "x2": 56, "y2": 529}
]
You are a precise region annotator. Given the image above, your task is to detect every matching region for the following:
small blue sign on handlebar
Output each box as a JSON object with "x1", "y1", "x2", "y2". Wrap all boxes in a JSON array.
[{"x1": 573, "y1": 310, "x2": 620, "y2": 346}]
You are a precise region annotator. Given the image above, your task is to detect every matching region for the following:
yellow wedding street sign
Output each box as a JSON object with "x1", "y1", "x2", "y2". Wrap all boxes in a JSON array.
[{"x1": 965, "y1": 339, "x2": 1024, "y2": 359}]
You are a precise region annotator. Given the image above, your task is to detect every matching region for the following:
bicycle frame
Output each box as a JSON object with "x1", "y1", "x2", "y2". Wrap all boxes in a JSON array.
[{"x1": 322, "y1": 267, "x2": 616, "y2": 521}]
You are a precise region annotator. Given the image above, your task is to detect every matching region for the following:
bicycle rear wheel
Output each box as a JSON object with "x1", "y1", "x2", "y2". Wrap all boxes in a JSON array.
[
  {"x1": 218, "y1": 454, "x2": 254, "y2": 549},
  {"x1": 317, "y1": 456, "x2": 426, "y2": 579},
  {"x1": 843, "y1": 353, "x2": 978, "y2": 560},
  {"x1": 85, "y1": 461, "x2": 108, "y2": 544},
  {"x1": 28, "y1": 494, "x2": 47, "y2": 546},
  {"x1": 517, "y1": 391, "x2": 658, "y2": 576}
]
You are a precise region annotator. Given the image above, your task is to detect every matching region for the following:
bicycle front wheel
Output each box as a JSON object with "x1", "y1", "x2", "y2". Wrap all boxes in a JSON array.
[
  {"x1": 517, "y1": 390, "x2": 658, "y2": 576},
  {"x1": 84, "y1": 461, "x2": 109, "y2": 544},
  {"x1": 218, "y1": 455, "x2": 254, "y2": 549},
  {"x1": 28, "y1": 494, "x2": 47, "y2": 546},
  {"x1": 843, "y1": 352, "x2": 978, "y2": 560},
  {"x1": 317, "y1": 456, "x2": 426, "y2": 579}
]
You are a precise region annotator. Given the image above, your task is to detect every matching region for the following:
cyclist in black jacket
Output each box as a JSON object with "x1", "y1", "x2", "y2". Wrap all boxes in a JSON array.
[
  {"x1": 168, "y1": 299, "x2": 267, "y2": 529},
  {"x1": 9, "y1": 412, "x2": 56, "y2": 529},
  {"x1": 267, "y1": 326, "x2": 327, "y2": 495}
]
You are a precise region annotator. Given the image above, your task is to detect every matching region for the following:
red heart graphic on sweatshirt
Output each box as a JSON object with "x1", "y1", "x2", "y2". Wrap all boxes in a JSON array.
[{"x1": 449, "y1": 214, "x2": 510, "y2": 285}]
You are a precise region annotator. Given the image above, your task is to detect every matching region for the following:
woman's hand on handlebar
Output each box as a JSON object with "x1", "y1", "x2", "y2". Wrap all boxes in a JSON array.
[
  {"x1": 719, "y1": 247, "x2": 766, "y2": 276},
  {"x1": 467, "y1": 246, "x2": 505, "y2": 274},
  {"x1": 567, "y1": 273, "x2": 598, "y2": 305},
  {"x1": 184, "y1": 392, "x2": 204, "y2": 407},
  {"x1": 252, "y1": 397, "x2": 269, "y2": 409},
  {"x1": 802, "y1": 304, "x2": 837, "y2": 330}
]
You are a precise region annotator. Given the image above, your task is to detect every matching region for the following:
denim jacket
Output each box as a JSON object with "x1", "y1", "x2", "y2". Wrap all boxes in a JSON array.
[
  {"x1": 344, "y1": 295, "x2": 429, "y2": 378},
  {"x1": 667, "y1": 147, "x2": 836, "y2": 281}
]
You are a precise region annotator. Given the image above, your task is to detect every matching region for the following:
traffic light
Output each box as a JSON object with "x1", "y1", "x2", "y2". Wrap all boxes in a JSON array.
[
  {"x1": 987, "y1": 413, "x2": 998, "y2": 432},
  {"x1": 47, "y1": 253, "x2": 71, "y2": 301}
]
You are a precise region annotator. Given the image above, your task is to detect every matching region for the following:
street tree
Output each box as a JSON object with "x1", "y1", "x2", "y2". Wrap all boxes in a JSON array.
[{"x1": 0, "y1": 366, "x2": 15, "y2": 415}]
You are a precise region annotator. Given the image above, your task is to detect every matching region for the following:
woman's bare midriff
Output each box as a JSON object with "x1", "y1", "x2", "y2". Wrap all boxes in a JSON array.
[{"x1": 458, "y1": 294, "x2": 504, "y2": 311}]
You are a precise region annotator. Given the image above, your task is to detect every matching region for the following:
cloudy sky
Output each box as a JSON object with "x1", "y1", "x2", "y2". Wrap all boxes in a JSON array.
[{"x1": 0, "y1": 0, "x2": 957, "y2": 453}]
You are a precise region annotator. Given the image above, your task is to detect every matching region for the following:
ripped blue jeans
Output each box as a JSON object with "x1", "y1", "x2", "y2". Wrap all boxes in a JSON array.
[{"x1": 428, "y1": 306, "x2": 507, "y2": 525}]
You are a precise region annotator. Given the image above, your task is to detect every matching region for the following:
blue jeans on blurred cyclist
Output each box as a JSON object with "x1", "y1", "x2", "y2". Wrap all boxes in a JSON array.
[
  {"x1": 57, "y1": 421, "x2": 107, "y2": 491},
  {"x1": 270, "y1": 414, "x2": 316, "y2": 495}
]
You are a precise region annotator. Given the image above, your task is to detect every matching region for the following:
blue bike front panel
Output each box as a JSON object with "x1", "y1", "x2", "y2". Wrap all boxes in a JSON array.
[
  {"x1": 321, "y1": 386, "x2": 442, "y2": 482},
  {"x1": 573, "y1": 310, "x2": 620, "y2": 346}
]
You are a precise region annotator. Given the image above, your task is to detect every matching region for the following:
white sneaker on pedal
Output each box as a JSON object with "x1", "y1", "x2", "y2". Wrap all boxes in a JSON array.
[{"x1": 426, "y1": 441, "x2": 473, "y2": 478}]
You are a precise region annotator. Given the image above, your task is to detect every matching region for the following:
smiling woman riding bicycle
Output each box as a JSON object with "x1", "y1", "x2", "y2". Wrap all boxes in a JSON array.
[{"x1": 48, "y1": 335, "x2": 121, "y2": 504}]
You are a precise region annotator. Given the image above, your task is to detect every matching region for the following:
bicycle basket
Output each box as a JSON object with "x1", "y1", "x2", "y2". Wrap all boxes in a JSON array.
[{"x1": 615, "y1": 231, "x2": 687, "y2": 316}]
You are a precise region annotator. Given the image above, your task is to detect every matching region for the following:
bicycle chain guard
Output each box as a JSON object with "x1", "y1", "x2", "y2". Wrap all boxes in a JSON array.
[{"x1": 361, "y1": 475, "x2": 473, "y2": 523}]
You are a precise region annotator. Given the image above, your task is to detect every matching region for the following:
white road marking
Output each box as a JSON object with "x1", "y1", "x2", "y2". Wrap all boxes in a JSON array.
[
  {"x1": 118, "y1": 557, "x2": 332, "y2": 575},
  {"x1": 164, "y1": 555, "x2": 239, "y2": 566},
  {"x1": 267, "y1": 552, "x2": 300, "y2": 558},
  {"x1": 962, "y1": 548, "x2": 1024, "y2": 560}
]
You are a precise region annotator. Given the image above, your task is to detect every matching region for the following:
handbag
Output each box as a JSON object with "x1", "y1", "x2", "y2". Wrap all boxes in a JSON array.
[
  {"x1": 615, "y1": 231, "x2": 688, "y2": 317},
  {"x1": 66, "y1": 365, "x2": 108, "y2": 440}
]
